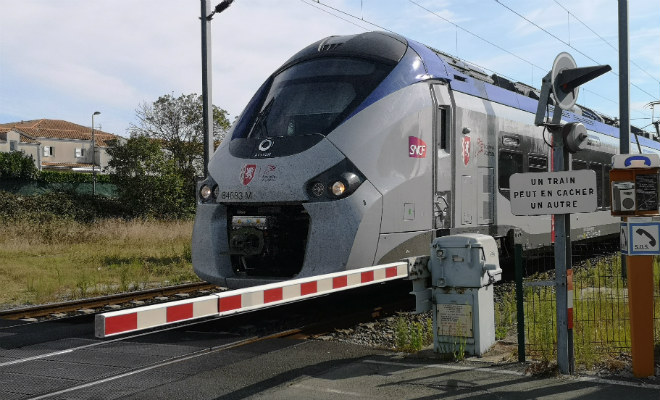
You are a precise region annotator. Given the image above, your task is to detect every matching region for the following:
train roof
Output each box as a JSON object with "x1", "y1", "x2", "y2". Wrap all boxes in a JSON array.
[
  {"x1": 412, "y1": 40, "x2": 657, "y2": 143},
  {"x1": 285, "y1": 32, "x2": 658, "y2": 151}
]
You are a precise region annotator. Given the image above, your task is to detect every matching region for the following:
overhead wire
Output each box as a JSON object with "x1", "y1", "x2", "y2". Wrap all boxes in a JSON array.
[
  {"x1": 299, "y1": 0, "x2": 393, "y2": 33},
  {"x1": 302, "y1": 0, "x2": 654, "y2": 123},
  {"x1": 407, "y1": 0, "x2": 642, "y2": 118},
  {"x1": 493, "y1": 0, "x2": 658, "y2": 102},
  {"x1": 299, "y1": 0, "x2": 369, "y2": 31},
  {"x1": 552, "y1": 0, "x2": 660, "y2": 86}
]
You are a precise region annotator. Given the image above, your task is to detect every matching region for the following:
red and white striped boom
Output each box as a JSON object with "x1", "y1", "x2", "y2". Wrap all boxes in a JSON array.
[{"x1": 95, "y1": 261, "x2": 409, "y2": 338}]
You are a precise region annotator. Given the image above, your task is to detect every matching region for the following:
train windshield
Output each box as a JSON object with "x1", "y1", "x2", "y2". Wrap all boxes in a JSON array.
[{"x1": 238, "y1": 58, "x2": 393, "y2": 139}]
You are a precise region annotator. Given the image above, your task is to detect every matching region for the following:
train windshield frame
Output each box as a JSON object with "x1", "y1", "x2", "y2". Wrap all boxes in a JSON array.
[{"x1": 232, "y1": 57, "x2": 394, "y2": 141}]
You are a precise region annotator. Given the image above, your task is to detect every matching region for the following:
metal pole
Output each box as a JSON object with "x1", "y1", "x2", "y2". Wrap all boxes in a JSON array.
[
  {"x1": 92, "y1": 111, "x2": 100, "y2": 196},
  {"x1": 618, "y1": 0, "x2": 630, "y2": 155},
  {"x1": 551, "y1": 109, "x2": 570, "y2": 374},
  {"x1": 201, "y1": 0, "x2": 214, "y2": 178},
  {"x1": 515, "y1": 244, "x2": 525, "y2": 363},
  {"x1": 618, "y1": 0, "x2": 630, "y2": 280}
]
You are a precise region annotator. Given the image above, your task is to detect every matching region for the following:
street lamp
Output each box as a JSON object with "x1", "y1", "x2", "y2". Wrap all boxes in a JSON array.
[
  {"x1": 206, "y1": 0, "x2": 233, "y2": 20},
  {"x1": 201, "y1": 0, "x2": 234, "y2": 177},
  {"x1": 92, "y1": 111, "x2": 101, "y2": 195}
]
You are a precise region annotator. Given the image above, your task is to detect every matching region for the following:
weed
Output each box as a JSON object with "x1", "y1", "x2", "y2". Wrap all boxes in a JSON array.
[
  {"x1": 520, "y1": 253, "x2": 660, "y2": 371},
  {"x1": 3, "y1": 218, "x2": 197, "y2": 306},
  {"x1": 394, "y1": 314, "x2": 434, "y2": 353},
  {"x1": 452, "y1": 324, "x2": 468, "y2": 361},
  {"x1": 495, "y1": 287, "x2": 516, "y2": 340}
]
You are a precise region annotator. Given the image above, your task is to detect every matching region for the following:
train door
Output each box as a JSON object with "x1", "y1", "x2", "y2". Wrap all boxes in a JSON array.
[
  {"x1": 431, "y1": 84, "x2": 452, "y2": 230},
  {"x1": 452, "y1": 96, "x2": 496, "y2": 229}
]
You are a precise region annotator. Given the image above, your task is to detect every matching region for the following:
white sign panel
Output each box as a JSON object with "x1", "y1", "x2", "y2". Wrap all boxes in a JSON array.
[
  {"x1": 627, "y1": 221, "x2": 660, "y2": 255},
  {"x1": 509, "y1": 170, "x2": 597, "y2": 216},
  {"x1": 612, "y1": 154, "x2": 660, "y2": 169}
]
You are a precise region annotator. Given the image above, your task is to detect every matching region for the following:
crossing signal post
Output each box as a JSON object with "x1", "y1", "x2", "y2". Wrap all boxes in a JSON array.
[
  {"x1": 533, "y1": 52, "x2": 610, "y2": 375},
  {"x1": 610, "y1": 154, "x2": 660, "y2": 377}
]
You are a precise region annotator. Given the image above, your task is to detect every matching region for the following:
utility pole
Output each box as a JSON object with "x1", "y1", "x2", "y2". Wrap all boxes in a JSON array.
[
  {"x1": 200, "y1": 0, "x2": 214, "y2": 178},
  {"x1": 91, "y1": 111, "x2": 101, "y2": 195},
  {"x1": 618, "y1": 0, "x2": 630, "y2": 280},
  {"x1": 200, "y1": 0, "x2": 234, "y2": 178}
]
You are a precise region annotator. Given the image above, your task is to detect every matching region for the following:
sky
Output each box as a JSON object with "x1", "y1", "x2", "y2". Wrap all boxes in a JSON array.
[{"x1": 1, "y1": 0, "x2": 659, "y2": 137}]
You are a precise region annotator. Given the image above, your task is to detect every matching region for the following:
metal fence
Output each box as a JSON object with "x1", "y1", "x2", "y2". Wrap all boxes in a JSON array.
[
  {"x1": 0, "y1": 179, "x2": 116, "y2": 197},
  {"x1": 512, "y1": 241, "x2": 660, "y2": 365}
]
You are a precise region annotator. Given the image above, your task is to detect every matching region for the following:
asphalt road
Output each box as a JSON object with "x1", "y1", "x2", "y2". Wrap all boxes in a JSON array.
[{"x1": 2, "y1": 313, "x2": 659, "y2": 399}]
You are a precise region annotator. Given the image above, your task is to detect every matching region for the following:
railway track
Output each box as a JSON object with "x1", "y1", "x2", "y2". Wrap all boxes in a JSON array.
[{"x1": 0, "y1": 281, "x2": 220, "y2": 321}]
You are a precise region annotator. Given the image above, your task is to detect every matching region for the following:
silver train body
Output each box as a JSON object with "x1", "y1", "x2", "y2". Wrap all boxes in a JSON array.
[{"x1": 193, "y1": 32, "x2": 660, "y2": 288}]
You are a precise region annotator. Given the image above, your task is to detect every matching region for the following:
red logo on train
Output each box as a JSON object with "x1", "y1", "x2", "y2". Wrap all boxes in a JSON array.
[
  {"x1": 241, "y1": 164, "x2": 257, "y2": 186},
  {"x1": 462, "y1": 136, "x2": 471, "y2": 166},
  {"x1": 408, "y1": 137, "x2": 427, "y2": 158}
]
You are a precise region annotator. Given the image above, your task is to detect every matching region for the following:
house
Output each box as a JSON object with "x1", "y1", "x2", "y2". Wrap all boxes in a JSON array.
[{"x1": 0, "y1": 119, "x2": 121, "y2": 173}]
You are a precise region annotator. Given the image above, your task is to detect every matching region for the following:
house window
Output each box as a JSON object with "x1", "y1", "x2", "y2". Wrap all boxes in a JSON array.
[
  {"x1": 9, "y1": 141, "x2": 18, "y2": 152},
  {"x1": 75, "y1": 148, "x2": 85, "y2": 158},
  {"x1": 43, "y1": 146, "x2": 54, "y2": 157}
]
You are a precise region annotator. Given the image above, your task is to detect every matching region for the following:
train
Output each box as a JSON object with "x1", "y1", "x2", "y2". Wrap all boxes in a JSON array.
[{"x1": 192, "y1": 31, "x2": 659, "y2": 288}]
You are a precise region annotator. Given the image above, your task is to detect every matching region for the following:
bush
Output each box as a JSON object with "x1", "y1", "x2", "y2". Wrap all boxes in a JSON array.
[
  {"x1": 0, "y1": 151, "x2": 39, "y2": 180},
  {"x1": 39, "y1": 170, "x2": 112, "y2": 184},
  {"x1": 0, "y1": 191, "x2": 126, "y2": 223},
  {"x1": 107, "y1": 136, "x2": 195, "y2": 219}
]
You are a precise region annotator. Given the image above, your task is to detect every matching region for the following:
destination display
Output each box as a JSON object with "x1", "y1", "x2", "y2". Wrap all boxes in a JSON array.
[{"x1": 509, "y1": 170, "x2": 598, "y2": 216}]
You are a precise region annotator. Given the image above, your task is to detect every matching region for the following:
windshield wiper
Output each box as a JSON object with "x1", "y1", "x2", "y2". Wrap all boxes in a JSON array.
[{"x1": 249, "y1": 98, "x2": 275, "y2": 138}]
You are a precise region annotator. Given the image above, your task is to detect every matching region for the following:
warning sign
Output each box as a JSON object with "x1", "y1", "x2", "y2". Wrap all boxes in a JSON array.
[{"x1": 509, "y1": 170, "x2": 597, "y2": 215}]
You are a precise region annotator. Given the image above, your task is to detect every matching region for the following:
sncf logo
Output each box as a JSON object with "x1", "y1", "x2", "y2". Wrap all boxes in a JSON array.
[{"x1": 409, "y1": 137, "x2": 427, "y2": 158}]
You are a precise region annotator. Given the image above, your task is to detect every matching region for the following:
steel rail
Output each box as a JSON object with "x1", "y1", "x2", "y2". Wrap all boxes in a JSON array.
[{"x1": 0, "y1": 281, "x2": 220, "y2": 320}]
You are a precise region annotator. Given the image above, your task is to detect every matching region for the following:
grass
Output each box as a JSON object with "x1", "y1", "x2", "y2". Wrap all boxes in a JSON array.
[
  {"x1": 495, "y1": 254, "x2": 660, "y2": 370},
  {"x1": 0, "y1": 218, "x2": 199, "y2": 307}
]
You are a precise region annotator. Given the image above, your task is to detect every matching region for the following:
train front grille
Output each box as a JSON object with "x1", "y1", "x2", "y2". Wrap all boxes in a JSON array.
[{"x1": 227, "y1": 205, "x2": 309, "y2": 277}]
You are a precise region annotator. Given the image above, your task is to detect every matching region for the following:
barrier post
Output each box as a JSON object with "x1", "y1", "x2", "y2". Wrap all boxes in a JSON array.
[
  {"x1": 626, "y1": 255, "x2": 655, "y2": 377},
  {"x1": 515, "y1": 244, "x2": 525, "y2": 363}
]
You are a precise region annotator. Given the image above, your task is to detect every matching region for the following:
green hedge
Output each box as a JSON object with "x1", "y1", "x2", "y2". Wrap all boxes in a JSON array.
[
  {"x1": 0, "y1": 191, "x2": 126, "y2": 222},
  {"x1": 39, "y1": 170, "x2": 113, "y2": 184},
  {"x1": 0, "y1": 179, "x2": 117, "y2": 197}
]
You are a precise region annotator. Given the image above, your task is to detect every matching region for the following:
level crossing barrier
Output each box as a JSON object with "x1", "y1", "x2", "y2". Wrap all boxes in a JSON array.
[{"x1": 95, "y1": 261, "x2": 408, "y2": 338}]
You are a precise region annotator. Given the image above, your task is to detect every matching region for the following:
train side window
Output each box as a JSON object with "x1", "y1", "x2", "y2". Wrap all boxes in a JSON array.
[
  {"x1": 528, "y1": 155, "x2": 548, "y2": 173},
  {"x1": 498, "y1": 150, "x2": 523, "y2": 189},
  {"x1": 572, "y1": 159, "x2": 588, "y2": 170},
  {"x1": 438, "y1": 107, "x2": 448, "y2": 151}
]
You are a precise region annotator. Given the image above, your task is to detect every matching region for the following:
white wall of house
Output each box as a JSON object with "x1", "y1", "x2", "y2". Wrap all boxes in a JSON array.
[{"x1": 0, "y1": 131, "x2": 40, "y2": 167}]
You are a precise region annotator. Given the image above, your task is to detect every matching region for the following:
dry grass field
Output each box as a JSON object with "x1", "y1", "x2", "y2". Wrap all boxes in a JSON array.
[{"x1": 0, "y1": 218, "x2": 198, "y2": 308}]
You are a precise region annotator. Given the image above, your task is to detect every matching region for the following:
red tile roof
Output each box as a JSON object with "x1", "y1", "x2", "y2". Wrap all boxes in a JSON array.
[
  {"x1": 0, "y1": 119, "x2": 119, "y2": 147},
  {"x1": 0, "y1": 126, "x2": 41, "y2": 144}
]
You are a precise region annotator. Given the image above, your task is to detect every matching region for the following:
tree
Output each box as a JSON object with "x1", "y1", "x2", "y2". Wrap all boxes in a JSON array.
[
  {"x1": 0, "y1": 151, "x2": 39, "y2": 180},
  {"x1": 128, "y1": 93, "x2": 231, "y2": 195},
  {"x1": 107, "y1": 136, "x2": 191, "y2": 219}
]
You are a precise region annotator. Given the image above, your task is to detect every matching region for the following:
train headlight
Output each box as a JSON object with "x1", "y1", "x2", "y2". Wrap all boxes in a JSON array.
[
  {"x1": 331, "y1": 181, "x2": 346, "y2": 197},
  {"x1": 310, "y1": 182, "x2": 326, "y2": 197},
  {"x1": 305, "y1": 160, "x2": 365, "y2": 201},
  {"x1": 200, "y1": 184, "x2": 213, "y2": 201}
]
